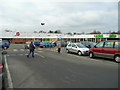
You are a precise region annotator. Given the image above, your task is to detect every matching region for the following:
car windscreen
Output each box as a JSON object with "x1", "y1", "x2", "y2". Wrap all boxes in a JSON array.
[
  {"x1": 76, "y1": 43, "x2": 86, "y2": 48},
  {"x1": 90, "y1": 42, "x2": 96, "y2": 46}
]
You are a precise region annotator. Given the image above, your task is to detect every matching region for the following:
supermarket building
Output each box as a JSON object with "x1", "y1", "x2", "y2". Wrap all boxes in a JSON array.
[{"x1": 1, "y1": 31, "x2": 119, "y2": 43}]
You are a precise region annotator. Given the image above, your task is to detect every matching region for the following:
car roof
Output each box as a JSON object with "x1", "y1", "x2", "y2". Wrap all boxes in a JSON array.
[{"x1": 101, "y1": 40, "x2": 120, "y2": 42}]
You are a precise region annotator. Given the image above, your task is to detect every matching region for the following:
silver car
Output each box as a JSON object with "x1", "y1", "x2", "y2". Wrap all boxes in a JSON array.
[{"x1": 66, "y1": 43, "x2": 89, "y2": 56}]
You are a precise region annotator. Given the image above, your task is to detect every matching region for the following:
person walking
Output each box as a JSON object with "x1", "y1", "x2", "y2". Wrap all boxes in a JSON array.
[
  {"x1": 27, "y1": 42, "x2": 35, "y2": 58},
  {"x1": 56, "y1": 40, "x2": 61, "y2": 53}
]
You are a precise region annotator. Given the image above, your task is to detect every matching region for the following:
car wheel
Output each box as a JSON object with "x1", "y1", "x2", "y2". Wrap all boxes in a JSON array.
[
  {"x1": 89, "y1": 52, "x2": 94, "y2": 58},
  {"x1": 78, "y1": 51, "x2": 82, "y2": 56},
  {"x1": 114, "y1": 55, "x2": 120, "y2": 63},
  {"x1": 66, "y1": 49, "x2": 69, "y2": 53}
]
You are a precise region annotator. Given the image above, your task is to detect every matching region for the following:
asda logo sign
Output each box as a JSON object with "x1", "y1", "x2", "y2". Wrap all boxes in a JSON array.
[
  {"x1": 95, "y1": 35, "x2": 103, "y2": 38},
  {"x1": 109, "y1": 34, "x2": 116, "y2": 38},
  {"x1": 95, "y1": 34, "x2": 117, "y2": 38}
]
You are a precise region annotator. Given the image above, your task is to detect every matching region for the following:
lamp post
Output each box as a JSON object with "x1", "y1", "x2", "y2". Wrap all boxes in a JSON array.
[{"x1": 41, "y1": 22, "x2": 45, "y2": 41}]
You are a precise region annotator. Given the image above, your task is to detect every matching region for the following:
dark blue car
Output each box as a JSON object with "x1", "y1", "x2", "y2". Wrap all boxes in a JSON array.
[
  {"x1": 80, "y1": 41, "x2": 96, "y2": 48},
  {"x1": 39, "y1": 41, "x2": 55, "y2": 48},
  {"x1": 0, "y1": 40, "x2": 10, "y2": 50},
  {"x1": 33, "y1": 41, "x2": 41, "y2": 46}
]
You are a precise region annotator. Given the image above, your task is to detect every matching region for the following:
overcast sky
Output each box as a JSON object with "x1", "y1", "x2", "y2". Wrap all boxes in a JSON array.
[{"x1": 0, "y1": 0, "x2": 119, "y2": 33}]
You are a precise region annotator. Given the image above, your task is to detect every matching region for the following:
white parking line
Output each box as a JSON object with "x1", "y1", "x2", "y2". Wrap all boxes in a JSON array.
[{"x1": 4, "y1": 55, "x2": 13, "y2": 89}]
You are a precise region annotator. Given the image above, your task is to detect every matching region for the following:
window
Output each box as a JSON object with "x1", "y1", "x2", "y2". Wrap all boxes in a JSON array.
[
  {"x1": 76, "y1": 44, "x2": 86, "y2": 48},
  {"x1": 114, "y1": 42, "x2": 120, "y2": 48},
  {"x1": 68, "y1": 44, "x2": 71, "y2": 47},
  {"x1": 72, "y1": 44, "x2": 76, "y2": 48},
  {"x1": 104, "y1": 42, "x2": 114, "y2": 48},
  {"x1": 95, "y1": 42, "x2": 104, "y2": 48}
]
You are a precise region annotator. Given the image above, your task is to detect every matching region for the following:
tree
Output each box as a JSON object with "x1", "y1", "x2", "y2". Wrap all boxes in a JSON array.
[
  {"x1": 48, "y1": 30, "x2": 54, "y2": 33},
  {"x1": 54, "y1": 30, "x2": 62, "y2": 34},
  {"x1": 33, "y1": 31, "x2": 37, "y2": 33},
  {"x1": 39, "y1": 30, "x2": 46, "y2": 33},
  {"x1": 73, "y1": 32, "x2": 76, "y2": 35},
  {"x1": 66, "y1": 32, "x2": 72, "y2": 35},
  {"x1": 4, "y1": 30, "x2": 12, "y2": 32},
  {"x1": 90, "y1": 30, "x2": 101, "y2": 34}
]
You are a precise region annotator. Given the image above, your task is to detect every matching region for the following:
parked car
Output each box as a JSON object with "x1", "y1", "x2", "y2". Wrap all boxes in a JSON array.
[
  {"x1": 89, "y1": 40, "x2": 120, "y2": 63},
  {"x1": 80, "y1": 41, "x2": 97, "y2": 48},
  {"x1": 0, "y1": 40, "x2": 10, "y2": 50},
  {"x1": 0, "y1": 42, "x2": 2, "y2": 50},
  {"x1": 33, "y1": 41, "x2": 41, "y2": 46},
  {"x1": 0, "y1": 54, "x2": 3, "y2": 89},
  {"x1": 39, "y1": 41, "x2": 55, "y2": 48},
  {"x1": 66, "y1": 43, "x2": 89, "y2": 56},
  {"x1": 49, "y1": 41, "x2": 56, "y2": 47},
  {"x1": 24, "y1": 42, "x2": 31, "y2": 49},
  {"x1": 54, "y1": 41, "x2": 67, "y2": 47}
]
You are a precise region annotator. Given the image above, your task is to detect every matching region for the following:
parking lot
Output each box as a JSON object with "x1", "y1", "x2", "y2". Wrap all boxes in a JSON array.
[{"x1": 1, "y1": 44, "x2": 118, "y2": 88}]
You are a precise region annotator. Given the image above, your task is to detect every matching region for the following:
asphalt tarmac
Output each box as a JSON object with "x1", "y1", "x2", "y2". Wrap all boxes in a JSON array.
[{"x1": 2, "y1": 44, "x2": 118, "y2": 88}]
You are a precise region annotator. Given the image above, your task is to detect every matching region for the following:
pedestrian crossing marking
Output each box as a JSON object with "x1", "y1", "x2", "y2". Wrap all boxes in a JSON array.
[
  {"x1": 20, "y1": 49, "x2": 24, "y2": 51},
  {"x1": 35, "y1": 53, "x2": 45, "y2": 58},
  {"x1": 37, "y1": 51, "x2": 43, "y2": 52},
  {"x1": 38, "y1": 48, "x2": 42, "y2": 50},
  {"x1": 20, "y1": 54, "x2": 23, "y2": 56},
  {"x1": 13, "y1": 49, "x2": 17, "y2": 51},
  {"x1": 6, "y1": 48, "x2": 57, "y2": 53}
]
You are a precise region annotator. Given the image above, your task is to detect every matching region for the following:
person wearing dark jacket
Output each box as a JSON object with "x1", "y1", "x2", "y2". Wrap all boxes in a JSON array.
[{"x1": 27, "y1": 42, "x2": 35, "y2": 58}]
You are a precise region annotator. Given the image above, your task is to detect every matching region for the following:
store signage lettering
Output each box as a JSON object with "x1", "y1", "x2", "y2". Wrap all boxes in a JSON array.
[
  {"x1": 95, "y1": 35, "x2": 103, "y2": 38},
  {"x1": 109, "y1": 34, "x2": 116, "y2": 38}
]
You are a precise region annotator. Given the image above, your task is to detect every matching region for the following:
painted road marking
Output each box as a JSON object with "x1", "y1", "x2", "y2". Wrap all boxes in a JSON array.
[
  {"x1": 20, "y1": 49, "x2": 24, "y2": 51},
  {"x1": 13, "y1": 49, "x2": 17, "y2": 51},
  {"x1": 37, "y1": 51, "x2": 43, "y2": 52},
  {"x1": 20, "y1": 54, "x2": 23, "y2": 56},
  {"x1": 35, "y1": 53, "x2": 45, "y2": 58},
  {"x1": 4, "y1": 55, "x2": 13, "y2": 89},
  {"x1": 38, "y1": 48, "x2": 42, "y2": 50}
]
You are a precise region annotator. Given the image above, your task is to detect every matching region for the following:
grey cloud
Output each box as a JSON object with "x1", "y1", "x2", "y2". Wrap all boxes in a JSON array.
[{"x1": 0, "y1": 1, "x2": 118, "y2": 33}]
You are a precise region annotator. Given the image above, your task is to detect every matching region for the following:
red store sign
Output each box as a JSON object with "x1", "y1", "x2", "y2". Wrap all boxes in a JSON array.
[{"x1": 15, "y1": 32, "x2": 20, "y2": 36}]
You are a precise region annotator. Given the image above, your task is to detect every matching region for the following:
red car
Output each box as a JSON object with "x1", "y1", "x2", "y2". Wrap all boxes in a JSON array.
[
  {"x1": 89, "y1": 40, "x2": 120, "y2": 63},
  {"x1": 0, "y1": 64, "x2": 3, "y2": 71}
]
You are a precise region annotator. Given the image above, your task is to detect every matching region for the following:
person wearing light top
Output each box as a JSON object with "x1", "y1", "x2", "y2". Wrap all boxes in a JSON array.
[{"x1": 56, "y1": 40, "x2": 61, "y2": 53}]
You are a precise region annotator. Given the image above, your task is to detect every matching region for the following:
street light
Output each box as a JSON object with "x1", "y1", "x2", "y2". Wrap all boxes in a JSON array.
[
  {"x1": 40, "y1": 22, "x2": 45, "y2": 41},
  {"x1": 41, "y1": 23, "x2": 45, "y2": 25}
]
